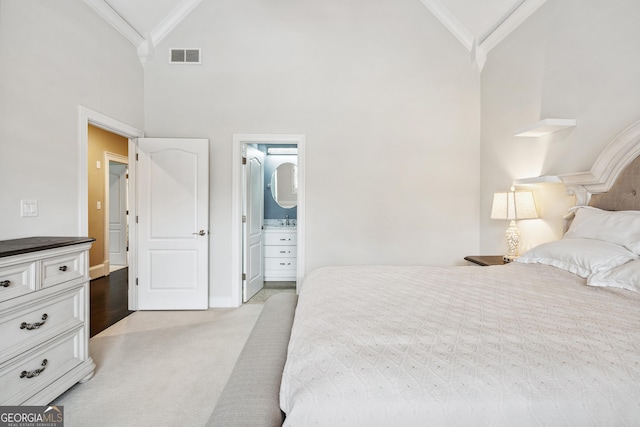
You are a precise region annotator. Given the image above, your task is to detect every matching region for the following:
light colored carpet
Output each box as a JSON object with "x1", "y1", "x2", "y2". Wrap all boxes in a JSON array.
[{"x1": 52, "y1": 304, "x2": 265, "y2": 427}]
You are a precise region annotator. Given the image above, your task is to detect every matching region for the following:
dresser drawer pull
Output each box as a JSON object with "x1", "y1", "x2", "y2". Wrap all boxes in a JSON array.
[
  {"x1": 20, "y1": 359, "x2": 48, "y2": 379},
  {"x1": 0, "y1": 280, "x2": 10, "y2": 288},
  {"x1": 279, "y1": 238, "x2": 291, "y2": 241},
  {"x1": 20, "y1": 314, "x2": 48, "y2": 330},
  {"x1": 279, "y1": 262, "x2": 292, "y2": 266},
  {"x1": 58, "y1": 265, "x2": 68, "y2": 272}
]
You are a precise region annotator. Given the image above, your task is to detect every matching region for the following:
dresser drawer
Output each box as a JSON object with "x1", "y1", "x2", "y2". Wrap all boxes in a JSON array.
[
  {"x1": 0, "y1": 329, "x2": 84, "y2": 405},
  {"x1": 0, "y1": 262, "x2": 37, "y2": 303},
  {"x1": 264, "y1": 245, "x2": 297, "y2": 258},
  {"x1": 265, "y1": 257, "x2": 297, "y2": 272},
  {"x1": 264, "y1": 232, "x2": 296, "y2": 246},
  {"x1": 0, "y1": 285, "x2": 84, "y2": 363},
  {"x1": 42, "y1": 252, "x2": 84, "y2": 288}
]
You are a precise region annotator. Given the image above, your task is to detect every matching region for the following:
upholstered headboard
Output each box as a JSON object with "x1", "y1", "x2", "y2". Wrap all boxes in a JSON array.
[{"x1": 589, "y1": 155, "x2": 640, "y2": 211}]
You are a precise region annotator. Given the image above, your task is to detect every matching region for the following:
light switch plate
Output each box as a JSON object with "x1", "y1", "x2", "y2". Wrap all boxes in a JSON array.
[{"x1": 21, "y1": 200, "x2": 38, "y2": 217}]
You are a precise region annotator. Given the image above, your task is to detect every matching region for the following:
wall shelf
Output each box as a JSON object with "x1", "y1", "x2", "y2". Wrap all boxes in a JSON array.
[
  {"x1": 514, "y1": 119, "x2": 576, "y2": 137},
  {"x1": 513, "y1": 175, "x2": 562, "y2": 185}
]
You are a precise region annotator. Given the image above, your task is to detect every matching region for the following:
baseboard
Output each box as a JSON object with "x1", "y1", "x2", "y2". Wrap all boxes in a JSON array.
[
  {"x1": 89, "y1": 263, "x2": 109, "y2": 280},
  {"x1": 209, "y1": 296, "x2": 241, "y2": 308}
]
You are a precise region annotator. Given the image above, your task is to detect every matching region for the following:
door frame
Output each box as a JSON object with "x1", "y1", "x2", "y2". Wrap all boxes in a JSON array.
[
  {"x1": 78, "y1": 106, "x2": 144, "y2": 310},
  {"x1": 232, "y1": 134, "x2": 306, "y2": 307},
  {"x1": 104, "y1": 152, "x2": 129, "y2": 272}
]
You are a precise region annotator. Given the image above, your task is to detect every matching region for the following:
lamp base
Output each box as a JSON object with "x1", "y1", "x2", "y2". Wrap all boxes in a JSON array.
[{"x1": 505, "y1": 220, "x2": 520, "y2": 259}]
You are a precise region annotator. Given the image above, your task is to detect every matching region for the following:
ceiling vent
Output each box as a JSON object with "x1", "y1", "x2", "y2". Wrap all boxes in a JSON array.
[{"x1": 170, "y1": 48, "x2": 201, "y2": 64}]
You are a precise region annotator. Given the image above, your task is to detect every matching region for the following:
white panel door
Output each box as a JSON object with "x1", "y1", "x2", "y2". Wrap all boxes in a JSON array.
[
  {"x1": 109, "y1": 162, "x2": 128, "y2": 266},
  {"x1": 243, "y1": 146, "x2": 264, "y2": 302},
  {"x1": 137, "y1": 138, "x2": 209, "y2": 310}
]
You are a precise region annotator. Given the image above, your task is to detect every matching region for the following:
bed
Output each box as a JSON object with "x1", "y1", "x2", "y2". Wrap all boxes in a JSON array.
[{"x1": 279, "y1": 121, "x2": 640, "y2": 426}]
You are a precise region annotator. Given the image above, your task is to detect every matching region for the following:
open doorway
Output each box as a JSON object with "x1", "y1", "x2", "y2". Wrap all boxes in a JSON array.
[
  {"x1": 88, "y1": 125, "x2": 128, "y2": 278},
  {"x1": 245, "y1": 144, "x2": 298, "y2": 303},
  {"x1": 87, "y1": 125, "x2": 129, "y2": 279},
  {"x1": 79, "y1": 106, "x2": 144, "y2": 320},
  {"x1": 87, "y1": 124, "x2": 133, "y2": 335},
  {"x1": 107, "y1": 157, "x2": 129, "y2": 271},
  {"x1": 231, "y1": 134, "x2": 306, "y2": 308}
]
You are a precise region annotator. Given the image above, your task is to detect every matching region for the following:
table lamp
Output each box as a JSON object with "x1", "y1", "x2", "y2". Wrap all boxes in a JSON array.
[{"x1": 491, "y1": 186, "x2": 538, "y2": 261}]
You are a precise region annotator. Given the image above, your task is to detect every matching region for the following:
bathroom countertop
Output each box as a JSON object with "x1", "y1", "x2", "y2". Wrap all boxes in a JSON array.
[{"x1": 263, "y1": 225, "x2": 297, "y2": 230}]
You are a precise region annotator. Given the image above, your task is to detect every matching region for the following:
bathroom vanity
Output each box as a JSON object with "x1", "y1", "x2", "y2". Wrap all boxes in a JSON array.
[{"x1": 263, "y1": 228, "x2": 297, "y2": 281}]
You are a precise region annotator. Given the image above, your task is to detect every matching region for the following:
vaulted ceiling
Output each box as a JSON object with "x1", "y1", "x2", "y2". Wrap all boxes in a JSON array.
[{"x1": 85, "y1": 0, "x2": 547, "y2": 71}]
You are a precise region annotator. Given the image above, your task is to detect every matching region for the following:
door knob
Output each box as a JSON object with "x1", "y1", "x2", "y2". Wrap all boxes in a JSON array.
[{"x1": 192, "y1": 230, "x2": 207, "y2": 236}]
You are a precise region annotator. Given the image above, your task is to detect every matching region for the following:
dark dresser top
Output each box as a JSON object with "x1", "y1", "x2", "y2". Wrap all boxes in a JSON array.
[{"x1": 0, "y1": 237, "x2": 95, "y2": 258}]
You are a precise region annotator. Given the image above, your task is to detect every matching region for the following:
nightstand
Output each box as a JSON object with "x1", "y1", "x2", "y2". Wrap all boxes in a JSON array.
[{"x1": 464, "y1": 255, "x2": 508, "y2": 266}]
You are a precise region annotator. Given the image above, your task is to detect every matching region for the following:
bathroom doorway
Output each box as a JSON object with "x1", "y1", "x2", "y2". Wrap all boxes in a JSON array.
[
  {"x1": 246, "y1": 144, "x2": 298, "y2": 303},
  {"x1": 232, "y1": 134, "x2": 306, "y2": 307}
]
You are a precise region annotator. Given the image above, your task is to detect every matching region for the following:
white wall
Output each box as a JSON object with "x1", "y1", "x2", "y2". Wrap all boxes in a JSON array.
[
  {"x1": 480, "y1": 0, "x2": 640, "y2": 255},
  {"x1": 143, "y1": 0, "x2": 481, "y2": 304},
  {"x1": 0, "y1": 0, "x2": 144, "y2": 239},
  {"x1": 7, "y1": 0, "x2": 636, "y2": 307}
]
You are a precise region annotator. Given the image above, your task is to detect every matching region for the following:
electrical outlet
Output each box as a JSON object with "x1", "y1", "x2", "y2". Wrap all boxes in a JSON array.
[
  {"x1": 21, "y1": 200, "x2": 38, "y2": 217},
  {"x1": 97, "y1": 201, "x2": 102, "y2": 210}
]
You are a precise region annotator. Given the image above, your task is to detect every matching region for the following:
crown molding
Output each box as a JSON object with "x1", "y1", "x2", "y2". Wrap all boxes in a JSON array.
[
  {"x1": 85, "y1": 0, "x2": 201, "y2": 65},
  {"x1": 149, "y1": 0, "x2": 202, "y2": 46},
  {"x1": 421, "y1": 0, "x2": 547, "y2": 72},
  {"x1": 88, "y1": 0, "x2": 545, "y2": 69},
  {"x1": 470, "y1": 40, "x2": 487, "y2": 72},
  {"x1": 84, "y1": 0, "x2": 144, "y2": 47},
  {"x1": 419, "y1": 0, "x2": 474, "y2": 51},
  {"x1": 479, "y1": 0, "x2": 547, "y2": 53}
]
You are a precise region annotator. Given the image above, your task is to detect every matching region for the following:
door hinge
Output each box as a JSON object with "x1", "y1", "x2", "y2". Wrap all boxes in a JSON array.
[
  {"x1": 242, "y1": 215, "x2": 247, "y2": 223},
  {"x1": 242, "y1": 157, "x2": 247, "y2": 165},
  {"x1": 136, "y1": 278, "x2": 139, "y2": 286},
  {"x1": 136, "y1": 153, "x2": 139, "y2": 161},
  {"x1": 136, "y1": 216, "x2": 139, "y2": 223},
  {"x1": 242, "y1": 273, "x2": 246, "y2": 281}
]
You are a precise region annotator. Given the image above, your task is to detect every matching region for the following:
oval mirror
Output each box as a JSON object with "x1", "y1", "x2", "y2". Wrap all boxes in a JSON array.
[{"x1": 270, "y1": 162, "x2": 297, "y2": 209}]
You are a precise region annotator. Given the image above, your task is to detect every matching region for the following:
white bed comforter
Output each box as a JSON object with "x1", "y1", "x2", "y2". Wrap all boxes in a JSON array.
[{"x1": 280, "y1": 264, "x2": 640, "y2": 426}]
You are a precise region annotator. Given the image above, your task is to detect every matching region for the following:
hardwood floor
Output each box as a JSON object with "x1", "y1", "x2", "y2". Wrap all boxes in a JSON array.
[{"x1": 90, "y1": 267, "x2": 134, "y2": 337}]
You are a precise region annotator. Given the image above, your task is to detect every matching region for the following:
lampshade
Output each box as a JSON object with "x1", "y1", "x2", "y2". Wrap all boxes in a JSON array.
[{"x1": 490, "y1": 187, "x2": 538, "y2": 220}]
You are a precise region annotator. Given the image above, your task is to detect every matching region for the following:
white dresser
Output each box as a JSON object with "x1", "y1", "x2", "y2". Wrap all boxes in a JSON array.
[
  {"x1": 0, "y1": 237, "x2": 95, "y2": 405},
  {"x1": 264, "y1": 228, "x2": 296, "y2": 281}
]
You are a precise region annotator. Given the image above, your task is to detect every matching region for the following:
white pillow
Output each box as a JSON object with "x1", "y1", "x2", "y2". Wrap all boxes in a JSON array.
[
  {"x1": 565, "y1": 206, "x2": 640, "y2": 254},
  {"x1": 515, "y1": 238, "x2": 638, "y2": 278},
  {"x1": 588, "y1": 259, "x2": 640, "y2": 293}
]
